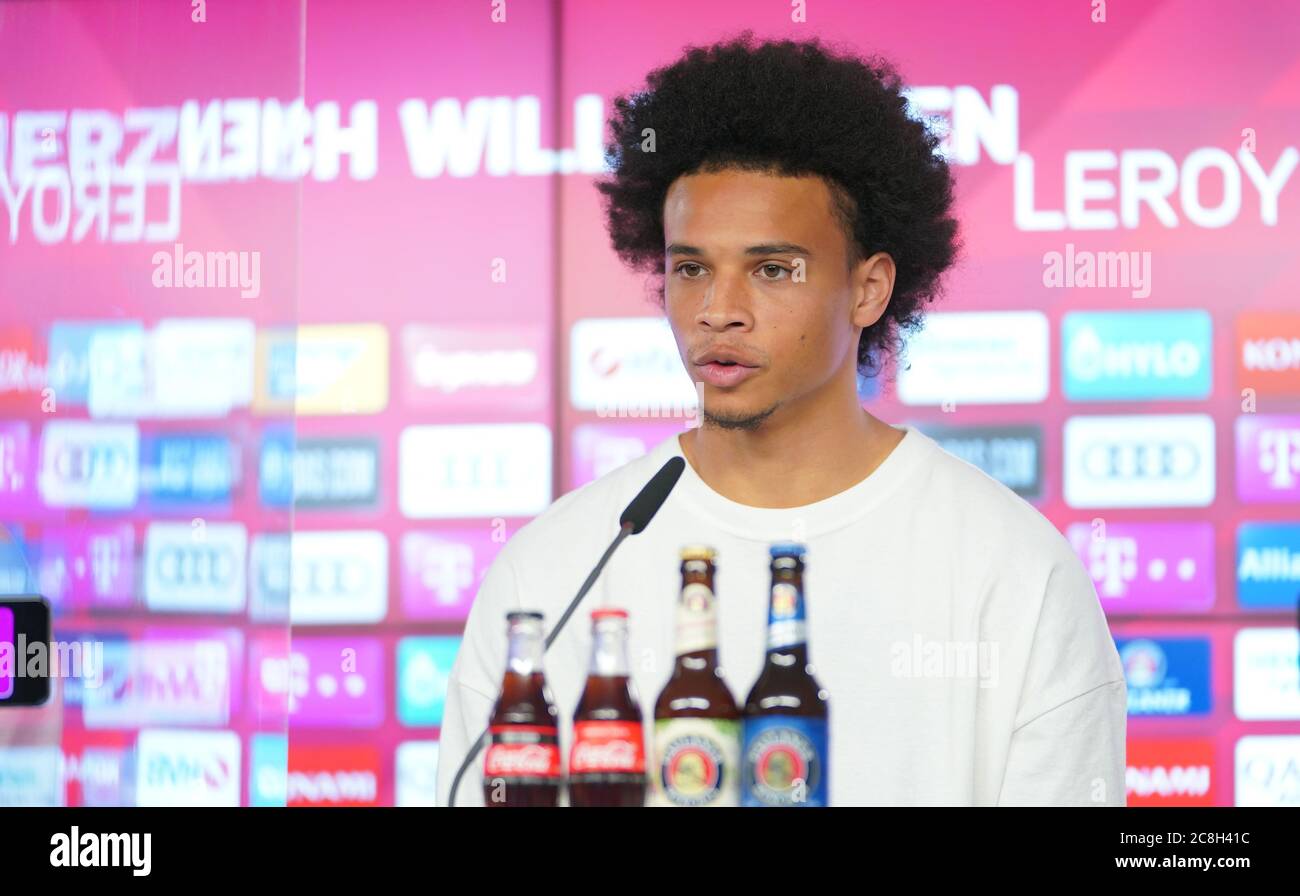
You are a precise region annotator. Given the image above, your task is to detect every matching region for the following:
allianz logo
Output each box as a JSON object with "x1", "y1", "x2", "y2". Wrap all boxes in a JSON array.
[
  {"x1": 1067, "y1": 325, "x2": 1202, "y2": 381},
  {"x1": 1238, "y1": 546, "x2": 1300, "y2": 582}
]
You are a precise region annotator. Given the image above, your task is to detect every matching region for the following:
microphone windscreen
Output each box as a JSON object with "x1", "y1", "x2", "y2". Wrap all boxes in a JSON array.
[{"x1": 619, "y1": 456, "x2": 685, "y2": 534}]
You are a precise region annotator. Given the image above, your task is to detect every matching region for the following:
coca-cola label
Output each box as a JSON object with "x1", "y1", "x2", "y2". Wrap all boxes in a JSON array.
[
  {"x1": 484, "y1": 726, "x2": 561, "y2": 779},
  {"x1": 570, "y1": 720, "x2": 646, "y2": 774}
]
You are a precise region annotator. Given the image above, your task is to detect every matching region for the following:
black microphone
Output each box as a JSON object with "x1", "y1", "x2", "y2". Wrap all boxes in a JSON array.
[
  {"x1": 447, "y1": 456, "x2": 687, "y2": 806},
  {"x1": 619, "y1": 456, "x2": 685, "y2": 534}
]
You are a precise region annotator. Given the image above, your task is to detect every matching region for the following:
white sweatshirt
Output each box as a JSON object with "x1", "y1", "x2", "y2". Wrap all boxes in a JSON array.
[{"x1": 436, "y1": 425, "x2": 1127, "y2": 807}]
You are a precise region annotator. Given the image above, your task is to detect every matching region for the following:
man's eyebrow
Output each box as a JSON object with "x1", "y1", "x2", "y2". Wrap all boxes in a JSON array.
[
  {"x1": 665, "y1": 242, "x2": 813, "y2": 256},
  {"x1": 745, "y1": 243, "x2": 812, "y2": 256}
]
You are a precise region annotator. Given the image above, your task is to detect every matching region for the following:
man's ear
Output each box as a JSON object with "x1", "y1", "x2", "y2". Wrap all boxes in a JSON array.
[{"x1": 850, "y1": 251, "x2": 896, "y2": 330}]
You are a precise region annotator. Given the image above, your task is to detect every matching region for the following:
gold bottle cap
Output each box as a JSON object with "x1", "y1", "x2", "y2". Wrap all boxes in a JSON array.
[{"x1": 680, "y1": 545, "x2": 716, "y2": 562}]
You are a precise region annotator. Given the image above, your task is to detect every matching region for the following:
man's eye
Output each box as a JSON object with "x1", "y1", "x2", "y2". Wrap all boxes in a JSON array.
[
  {"x1": 758, "y1": 263, "x2": 789, "y2": 280},
  {"x1": 676, "y1": 263, "x2": 706, "y2": 278}
]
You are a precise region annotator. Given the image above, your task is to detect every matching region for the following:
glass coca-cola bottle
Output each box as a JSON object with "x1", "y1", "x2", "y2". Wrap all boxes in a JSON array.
[
  {"x1": 483, "y1": 611, "x2": 563, "y2": 807},
  {"x1": 568, "y1": 608, "x2": 647, "y2": 807}
]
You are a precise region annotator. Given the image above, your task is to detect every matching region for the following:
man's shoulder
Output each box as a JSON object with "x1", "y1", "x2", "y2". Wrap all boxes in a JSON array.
[
  {"x1": 913, "y1": 428, "x2": 1077, "y2": 564},
  {"x1": 495, "y1": 434, "x2": 682, "y2": 571}
]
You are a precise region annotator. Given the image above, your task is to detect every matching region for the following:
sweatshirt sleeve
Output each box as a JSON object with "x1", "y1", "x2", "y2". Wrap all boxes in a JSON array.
[
  {"x1": 435, "y1": 551, "x2": 519, "y2": 808},
  {"x1": 996, "y1": 546, "x2": 1128, "y2": 806},
  {"x1": 997, "y1": 679, "x2": 1128, "y2": 806}
]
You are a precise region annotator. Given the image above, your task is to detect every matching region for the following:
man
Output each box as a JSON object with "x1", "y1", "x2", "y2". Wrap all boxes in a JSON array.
[{"x1": 436, "y1": 32, "x2": 1126, "y2": 806}]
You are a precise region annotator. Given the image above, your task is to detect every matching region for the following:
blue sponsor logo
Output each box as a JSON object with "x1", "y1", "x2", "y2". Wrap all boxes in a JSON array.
[
  {"x1": 1063, "y1": 311, "x2": 1211, "y2": 400},
  {"x1": 59, "y1": 631, "x2": 127, "y2": 707},
  {"x1": 0, "y1": 527, "x2": 36, "y2": 597},
  {"x1": 396, "y1": 636, "x2": 460, "y2": 727},
  {"x1": 259, "y1": 427, "x2": 296, "y2": 508},
  {"x1": 47, "y1": 321, "x2": 144, "y2": 406},
  {"x1": 1117, "y1": 637, "x2": 1211, "y2": 716},
  {"x1": 258, "y1": 428, "x2": 379, "y2": 509},
  {"x1": 139, "y1": 434, "x2": 235, "y2": 509},
  {"x1": 1237, "y1": 522, "x2": 1300, "y2": 610},
  {"x1": 250, "y1": 733, "x2": 288, "y2": 807}
]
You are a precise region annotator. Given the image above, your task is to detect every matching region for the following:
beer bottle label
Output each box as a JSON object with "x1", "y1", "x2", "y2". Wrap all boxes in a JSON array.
[
  {"x1": 766, "y1": 582, "x2": 806, "y2": 650},
  {"x1": 650, "y1": 718, "x2": 742, "y2": 807},
  {"x1": 675, "y1": 582, "x2": 718, "y2": 655},
  {"x1": 741, "y1": 716, "x2": 829, "y2": 807},
  {"x1": 484, "y1": 725, "x2": 562, "y2": 780},
  {"x1": 570, "y1": 720, "x2": 646, "y2": 775}
]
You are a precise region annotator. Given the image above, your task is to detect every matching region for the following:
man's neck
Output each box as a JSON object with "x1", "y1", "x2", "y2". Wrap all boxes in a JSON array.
[{"x1": 677, "y1": 386, "x2": 904, "y2": 509}]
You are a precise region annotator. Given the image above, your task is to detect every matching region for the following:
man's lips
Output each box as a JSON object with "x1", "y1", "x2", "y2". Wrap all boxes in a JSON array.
[{"x1": 695, "y1": 360, "x2": 758, "y2": 387}]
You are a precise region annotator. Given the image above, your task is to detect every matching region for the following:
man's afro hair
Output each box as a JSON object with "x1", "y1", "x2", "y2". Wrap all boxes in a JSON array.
[{"x1": 595, "y1": 31, "x2": 962, "y2": 377}]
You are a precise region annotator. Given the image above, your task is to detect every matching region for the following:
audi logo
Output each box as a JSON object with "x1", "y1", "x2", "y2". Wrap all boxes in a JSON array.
[
  {"x1": 152, "y1": 545, "x2": 238, "y2": 587},
  {"x1": 51, "y1": 443, "x2": 132, "y2": 484}
]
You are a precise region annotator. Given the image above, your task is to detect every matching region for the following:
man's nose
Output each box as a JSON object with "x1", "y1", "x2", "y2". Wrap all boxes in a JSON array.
[{"x1": 696, "y1": 270, "x2": 754, "y2": 331}]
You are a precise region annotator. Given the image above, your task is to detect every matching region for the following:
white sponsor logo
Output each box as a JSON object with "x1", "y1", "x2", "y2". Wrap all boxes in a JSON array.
[
  {"x1": 0, "y1": 746, "x2": 63, "y2": 806},
  {"x1": 134, "y1": 729, "x2": 240, "y2": 807},
  {"x1": 898, "y1": 311, "x2": 1049, "y2": 405},
  {"x1": 144, "y1": 522, "x2": 247, "y2": 613},
  {"x1": 412, "y1": 345, "x2": 538, "y2": 394},
  {"x1": 38, "y1": 421, "x2": 139, "y2": 508},
  {"x1": 1063, "y1": 414, "x2": 1215, "y2": 508},
  {"x1": 87, "y1": 319, "x2": 253, "y2": 418},
  {"x1": 569, "y1": 318, "x2": 697, "y2": 414},
  {"x1": 399, "y1": 424, "x2": 551, "y2": 518},
  {"x1": 288, "y1": 531, "x2": 388, "y2": 625},
  {"x1": 1235, "y1": 736, "x2": 1300, "y2": 807},
  {"x1": 396, "y1": 741, "x2": 439, "y2": 808},
  {"x1": 1234, "y1": 628, "x2": 1300, "y2": 721}
]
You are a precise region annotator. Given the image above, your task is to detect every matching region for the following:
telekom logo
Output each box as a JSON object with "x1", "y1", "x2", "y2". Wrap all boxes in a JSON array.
[
  {"x1": 1085, "y1": 536, "x2": 1198, "y2": 597},
  {"x1": 1087, "y1": 537, "x2": 1138, "y2": 597},
  {"x1": 418, "y1": 543, "x2": 473, "y2": 604},
  {"x1": 1258, "y1": 427, "x2": 1300, "y2": 489}
]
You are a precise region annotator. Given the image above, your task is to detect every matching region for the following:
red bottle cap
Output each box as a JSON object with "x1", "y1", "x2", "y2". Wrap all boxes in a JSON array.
[{"x1": 590, "y1": 607, "x2": 629, "y2": 620}]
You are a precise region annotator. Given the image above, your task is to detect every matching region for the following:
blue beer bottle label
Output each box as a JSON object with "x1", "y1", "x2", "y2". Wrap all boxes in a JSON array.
[{"x1": 741, "y1": 715, "x2": 829, "y2": 807}]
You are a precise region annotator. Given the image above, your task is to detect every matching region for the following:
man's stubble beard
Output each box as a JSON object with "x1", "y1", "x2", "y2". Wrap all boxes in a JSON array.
[{"x1": 701, "y1": 401, "x2": 781, "y2": 432}]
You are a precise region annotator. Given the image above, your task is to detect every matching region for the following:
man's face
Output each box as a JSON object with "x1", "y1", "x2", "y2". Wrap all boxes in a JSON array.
[{"x1": 663, "y1": 168, "x2": 865, "y2": 430}]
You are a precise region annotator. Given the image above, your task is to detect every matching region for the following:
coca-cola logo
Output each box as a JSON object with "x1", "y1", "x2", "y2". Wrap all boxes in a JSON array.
[
  {"x1": 485, "y1": 744, "x2": 559, "y2": 777},
  {"x1": 571, "y1": 740, "x2": 640, "y2": 772}
]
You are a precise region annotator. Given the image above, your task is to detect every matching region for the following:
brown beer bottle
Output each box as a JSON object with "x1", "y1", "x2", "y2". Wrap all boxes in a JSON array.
[
  {"x1": 482, "y1": 611, "x2": 562, "y2": 807},
  {"x1": 650, "y1": 546, "x2": 742, "y2": 807},
  {"x1": 741, "y1": 544, "x2": 829, "y2": 807},
  {"x1": 568, "y1": 608, "x2": 647, "y2": 807}
]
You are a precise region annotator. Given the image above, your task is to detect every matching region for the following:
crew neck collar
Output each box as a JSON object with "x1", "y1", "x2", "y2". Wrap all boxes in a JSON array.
[{"x1": 650, "y1": 424, "x2": 934, "y2": 541}]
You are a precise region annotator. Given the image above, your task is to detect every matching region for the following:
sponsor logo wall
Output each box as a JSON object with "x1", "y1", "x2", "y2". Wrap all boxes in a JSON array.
[{"x1": 1, "y1": 0, "x2": 1297, "y2": 806}]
